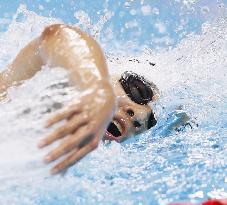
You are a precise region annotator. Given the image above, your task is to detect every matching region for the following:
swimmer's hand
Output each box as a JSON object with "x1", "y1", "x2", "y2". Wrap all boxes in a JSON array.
[{"x1": 38, "y1": 82, "x2": 115, "y2": 174}]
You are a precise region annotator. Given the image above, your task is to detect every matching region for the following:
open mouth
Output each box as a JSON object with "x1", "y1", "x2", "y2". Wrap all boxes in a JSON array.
[
  {"x1": 104, "y1": 119, "x2": 124, "y2": 141},
  {"x1": 107, "y1": 121, "x2": 122, "y2": 137}
]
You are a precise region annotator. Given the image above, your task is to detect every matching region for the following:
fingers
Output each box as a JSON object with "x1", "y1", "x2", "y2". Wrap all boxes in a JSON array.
[
  {"x1": 45, "y1": 104, "x2": 81, "y2": 128},
  {"x1": 51, "y1": 137, "x2": 99, "y2": 174},
  {"x1": 39, "y1": 89, "x2": 113, "y2": 174},
  {"x1": 38, "y1": 114, "x2": 88, "y2": 148},
  {"x1": 44, "y1": 126, "x2": 92, "y2": 163}
]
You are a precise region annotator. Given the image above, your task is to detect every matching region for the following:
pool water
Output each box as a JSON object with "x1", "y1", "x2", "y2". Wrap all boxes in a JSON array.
[{"x1": 0, "y1": 2, "x2": 226, "y2": 205}]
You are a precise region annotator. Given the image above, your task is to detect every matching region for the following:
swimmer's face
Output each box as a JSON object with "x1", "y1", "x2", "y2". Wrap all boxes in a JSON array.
[{"x1": 104, "y1": 72, "x2": 159, "y2": 142}]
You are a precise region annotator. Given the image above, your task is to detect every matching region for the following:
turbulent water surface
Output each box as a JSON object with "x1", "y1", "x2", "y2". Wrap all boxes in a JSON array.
[{"x1": 0, "y1": 4, "x2": 226, "y2": 205}]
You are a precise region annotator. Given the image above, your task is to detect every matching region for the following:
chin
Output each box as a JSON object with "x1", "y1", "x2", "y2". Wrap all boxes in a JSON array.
[{"x1": 103, "y1": 130, "x2": 128, "y2": 142}]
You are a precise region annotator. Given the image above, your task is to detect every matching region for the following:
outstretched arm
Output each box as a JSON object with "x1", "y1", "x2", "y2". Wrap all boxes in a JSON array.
[
  {"x1": 0, "y1": 38, "x2": 43, "y2": 95},
  {"x1": 0, "y1": 24, "x2": 116, "y2": 174},
  {"x1": 0, "y1": 24, "x2": 110, "y2": 94}
]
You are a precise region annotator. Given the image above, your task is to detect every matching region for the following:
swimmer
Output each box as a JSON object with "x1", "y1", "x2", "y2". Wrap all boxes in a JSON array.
[
  {"x1": 104, "y1": 71, "x2": 158, "y2": 142},
  {"x1": 0, "y1": 24, "x2": 158, "y2": 174}
]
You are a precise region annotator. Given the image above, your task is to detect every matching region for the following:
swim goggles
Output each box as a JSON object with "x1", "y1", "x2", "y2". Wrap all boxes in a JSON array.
[{"x1": 119, "y1": 71, "x2": 158, "y2": 105}]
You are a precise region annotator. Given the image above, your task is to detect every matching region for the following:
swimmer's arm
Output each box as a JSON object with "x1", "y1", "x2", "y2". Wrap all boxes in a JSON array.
[
  {"x1": 38, "y1": 24, "x2": 116, "y2": 174},
  {"x1": 39, "y1": 24, "x2": 110, "y2": 90},
  {"x1": 0, "y1": 24, "x2": 109, "y2": 93},
  {"x1": 0, "y1": 38, "x2": 43, "y2": 94},
  {"x1": 0, "y1": 24, "x2": 115, "y2": 174}
]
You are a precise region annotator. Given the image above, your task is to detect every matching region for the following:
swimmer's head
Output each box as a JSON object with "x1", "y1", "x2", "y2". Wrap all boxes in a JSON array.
[{"x1": 104, "y1": 71, "x2": 159, "y2": 142}]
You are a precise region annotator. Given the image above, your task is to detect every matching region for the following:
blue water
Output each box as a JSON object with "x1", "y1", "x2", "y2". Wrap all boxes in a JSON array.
[
  {"x1": 0, "y1": 1, "x2": 226, "y2": 205},
  {"x1": 1, "y1": 0, "x2": 227, "y2": 51}
]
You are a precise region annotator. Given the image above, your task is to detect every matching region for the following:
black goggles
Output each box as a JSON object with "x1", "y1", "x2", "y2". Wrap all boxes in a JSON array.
[{"x1": 119, "y1": 71, "x2": 157, "y2": 105}]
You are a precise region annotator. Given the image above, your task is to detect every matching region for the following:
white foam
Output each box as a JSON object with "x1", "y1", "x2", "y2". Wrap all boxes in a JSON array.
[{"x1": 0, "y1": 4, "x2": 226, "y2": 205}]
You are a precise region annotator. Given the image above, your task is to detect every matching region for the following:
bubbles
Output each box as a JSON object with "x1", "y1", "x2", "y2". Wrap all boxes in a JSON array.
[
  {"x1": 124, "y1": 2, "x2": 131, "y2": 9},
  {"x1": 152, "y1": 7, "x2": 160, "y2": 15},
  {"x1": 125, "y1": 20, "x2": 138, "y2": 29},
  {"x1": 154, "y1": 22, "x2": 167, "y2": 34},
  {"x1": 201, "y1": 6, "x2": 210, "y2": 14},
  {"x1": 129, "y1": 9, "x2": 137, "y2": 16},
  {"x1": 141, "y1": 5, "x2": 152, "y2": 16},
  {"x1": 74, "y1": 9, "x2": 113, "y2": 39},
  {"x1": 38, "y1": 5, "x2": 44, "y2": 11},
  {"x1": 182, "y1": 0, "x2": 198, "y2": 9},
  {"x1": 74, "y1": 10, "x2": 92, "y2": 31}
]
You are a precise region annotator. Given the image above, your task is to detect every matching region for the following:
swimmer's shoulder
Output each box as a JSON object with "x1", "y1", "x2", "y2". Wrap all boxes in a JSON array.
[
  {"x1": 41, "y1": 24, "x2": 89, "y2": 41},
  {"x1": 39, "y1": 24, "x2": 108, "y2": 78},
  {"x1": 40, "y1": 23, "x2": 102, "y2": 54}
]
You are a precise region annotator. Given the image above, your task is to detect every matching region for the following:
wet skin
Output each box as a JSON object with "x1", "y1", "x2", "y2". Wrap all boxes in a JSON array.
[
  {"x1": 0, "y1": 24, "x2": 157, "y2": 174},
  {"x1": 0, "y1": 24, "x2": 116, "y2": 174},
  {"x1": 104, "y1": 76, "x2": 157, "y2": 142}
]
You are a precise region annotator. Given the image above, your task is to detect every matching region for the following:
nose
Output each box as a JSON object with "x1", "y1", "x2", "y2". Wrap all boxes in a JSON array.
[
  {"x1": 125, "y1": 108, "x2": 141, "y2": 127},
  {"x1": 125, "y1": 108, "x2": 150, "y2": 129}
]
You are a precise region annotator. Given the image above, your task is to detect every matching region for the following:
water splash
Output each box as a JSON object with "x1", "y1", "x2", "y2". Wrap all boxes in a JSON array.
[
  {"x1": 0, "y1": 4, "x2": 226, "y2": 205},
  {"x1": 74, "y1": 9, "x2": 114, "y2": 39}
]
